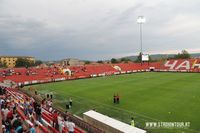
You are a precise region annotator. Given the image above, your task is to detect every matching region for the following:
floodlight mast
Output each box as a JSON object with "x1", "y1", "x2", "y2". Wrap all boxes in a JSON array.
[{"x1": 137, "y1": 16, "x2": 146, "y2": 65}]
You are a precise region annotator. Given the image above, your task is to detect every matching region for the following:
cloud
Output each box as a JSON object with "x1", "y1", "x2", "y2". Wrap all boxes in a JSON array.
[
  {"x1": 0, "y1": 0, "x2": 200, "y2": 60},
  {"x1": 160, "y1": 14, "x2": 200, "y2": 36}
]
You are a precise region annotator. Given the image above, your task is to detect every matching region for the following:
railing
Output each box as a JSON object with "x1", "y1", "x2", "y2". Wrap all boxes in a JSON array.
[
  {"x1": 20, "y1": 89, "x2": 104, "y2": 133},
  {"x1": 0, "y1": 106, "x2": 2, "y2": 133}
]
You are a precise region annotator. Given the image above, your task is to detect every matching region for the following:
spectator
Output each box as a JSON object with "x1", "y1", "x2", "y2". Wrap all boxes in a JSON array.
[
  {"x1": 35, "y1": 124, "x2": 40, "y2": 133},
  {"x1": 116, "y1": 94, "x2": 120, "y2": 104},
  {"x1": 4, "y1": 118, "x2": 12, "y2": 133},
  {"x1": 12, "y1": 116, "x2": 22, "y2": 130},
  {"x1": 53, "y1": 111, "x2": 58, "y2": 129},
  {"x1": 49, "y1": 106, "x2": 53, "y2": 112},
  {"x1": 50, "y1": 92, "x2": 53, "y2": 99},
  {"x1": 47, "y1": 100, "x2": 53, "y2": 108},
  {"x1": 131, "y1": 117, "x2": 135, "y2": 127},
  {"x1": 27, "y1": 105, "x2": 34, "y2": 121},
  {"x1": 15, "y1": 124, "x2": 23, "y2": 133},
  {"x1": 113, "y1": 94, "x2": 116, "y2": 104},
  {"x1": 12, "y1": 103, "x2": 17, "y2": 114},
  {"x1": 33, "y1": 101, "x2": 37, "y2": 112},
  {"x1": 57, "y1": 113, "x2": 63, "y2": 133},
  {"x1": 11, "y1": 115, "x2": 18, "y2": 126},
  {"x1": 2, "y1": 125, "x2": 6, "y2": 133},
  {"x1": 65, "y1": 119, "x2": 75, "y2": 133},
  {"x1": 46, "y1": 93, "x2": 49, "y2": 99},
  {"x1": 35, "y1": 104, "x2": 42, "y2": 124},
  {"x1": 66, "y1": 102, "x2": 70, "y2": 109},
  {"x1": 69, "y1": 98, "x2": 72, "y2": 107},
  {"x1": 64, "y1": 111, "x2": 70, "y2": 122},
  {"x1": 41, "y1": 98, "x2": 46, "y2": 105},
  {"x1": 29, "y1": 126, "x2": 36, "y2": 133},
  {"x1": 0, "y1": 98, "x2": 5, "y2": 107},
  {"x1": 7, "y1": 108, "x2": 13, "y2": 120},
  {"x1": 2, "y1": 106, "x2": 9, "y2": 120},
  {"x1": 24, "y1": 99, "x2": 30, "y2": 116}
]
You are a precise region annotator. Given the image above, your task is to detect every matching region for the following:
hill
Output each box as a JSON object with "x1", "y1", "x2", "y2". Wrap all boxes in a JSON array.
[{"x1": 124, "y1": 53, "x2": 200, "y2": 61}]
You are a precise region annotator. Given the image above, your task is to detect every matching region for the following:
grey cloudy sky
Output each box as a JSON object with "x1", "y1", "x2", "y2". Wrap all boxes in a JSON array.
[{"x1": 0, "y1": 0, "x2": 200, "y2": 60}]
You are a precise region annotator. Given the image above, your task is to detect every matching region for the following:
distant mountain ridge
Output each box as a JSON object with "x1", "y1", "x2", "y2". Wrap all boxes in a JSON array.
[{"x1": 123, "y1": 53, "x2": 200, "y2": 61}]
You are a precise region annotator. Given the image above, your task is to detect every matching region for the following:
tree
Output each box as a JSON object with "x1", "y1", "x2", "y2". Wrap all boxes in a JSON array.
[
  {"x1": 15, "y1": 58, "x2": 34, "y2": 67},
  {"x1": 174, "y1": 50, "x2": 190, "y2": 59},
  {"x1": 181, "y1": 50, "x2": 190, "y2": 59},
  {"x1": 97, "y1": 60, "x2": 103, "y2": 63},
  {"x1": 84, "y1": 61, "x2": 91, "y2": 64},
  {"x1": 111, "y1": 58, "x2": 118, "y2": 64},
  {"x1": 148, "y1": 56, "x2": 158, "y2": 62},
  {"x1": 34, "y1": 60, "x2": 43, "y2": 66},
  {"x1": 120, "y1": 58, "x2": 131, "y2": 63},
  {"x1": 0, "y1": 61, "x2": 7, "y2": 68},
  {"x1": 134, "y1": 52, "x2": 142, "y2": 63}
]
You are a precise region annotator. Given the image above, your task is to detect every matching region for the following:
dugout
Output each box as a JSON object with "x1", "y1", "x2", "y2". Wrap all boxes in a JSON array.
[{"x1": 83, "y1": 110, "x2": 146, "y2": 133}]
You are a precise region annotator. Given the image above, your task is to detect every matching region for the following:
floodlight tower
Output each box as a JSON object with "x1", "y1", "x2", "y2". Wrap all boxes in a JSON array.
[{"x1": 137, "y1": 16, "x2": 146, "y2": 65}]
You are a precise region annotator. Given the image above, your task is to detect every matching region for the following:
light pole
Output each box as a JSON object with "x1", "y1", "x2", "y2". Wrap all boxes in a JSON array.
[{"x1": 137, "y1": 16, "x2": 146, "y2": 65}]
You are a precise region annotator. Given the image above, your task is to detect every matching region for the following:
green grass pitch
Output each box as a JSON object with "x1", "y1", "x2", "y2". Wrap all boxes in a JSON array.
[{"x1": 27, "y1": 72, "x2": 200, "y2": 133}]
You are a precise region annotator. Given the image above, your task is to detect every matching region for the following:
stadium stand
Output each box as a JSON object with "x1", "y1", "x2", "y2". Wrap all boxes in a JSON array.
[
  {"x1": 0, "y1": 59, "x2": 200, "y2": 86},
  {"x1": 0, "y1": 86, "x2": 104, "y2": 133},
  {"x1": 1, "y1": 59, "x2": 200, "y2": 132}
]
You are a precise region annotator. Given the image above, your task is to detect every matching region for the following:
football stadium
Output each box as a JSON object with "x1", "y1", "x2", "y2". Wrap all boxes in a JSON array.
[
  {"x1": 1, "y1": 0, "x2": 200, "y2": 133},
  {"x1": 1, "y1": 59, "x2": 200, "y2": 133}
]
